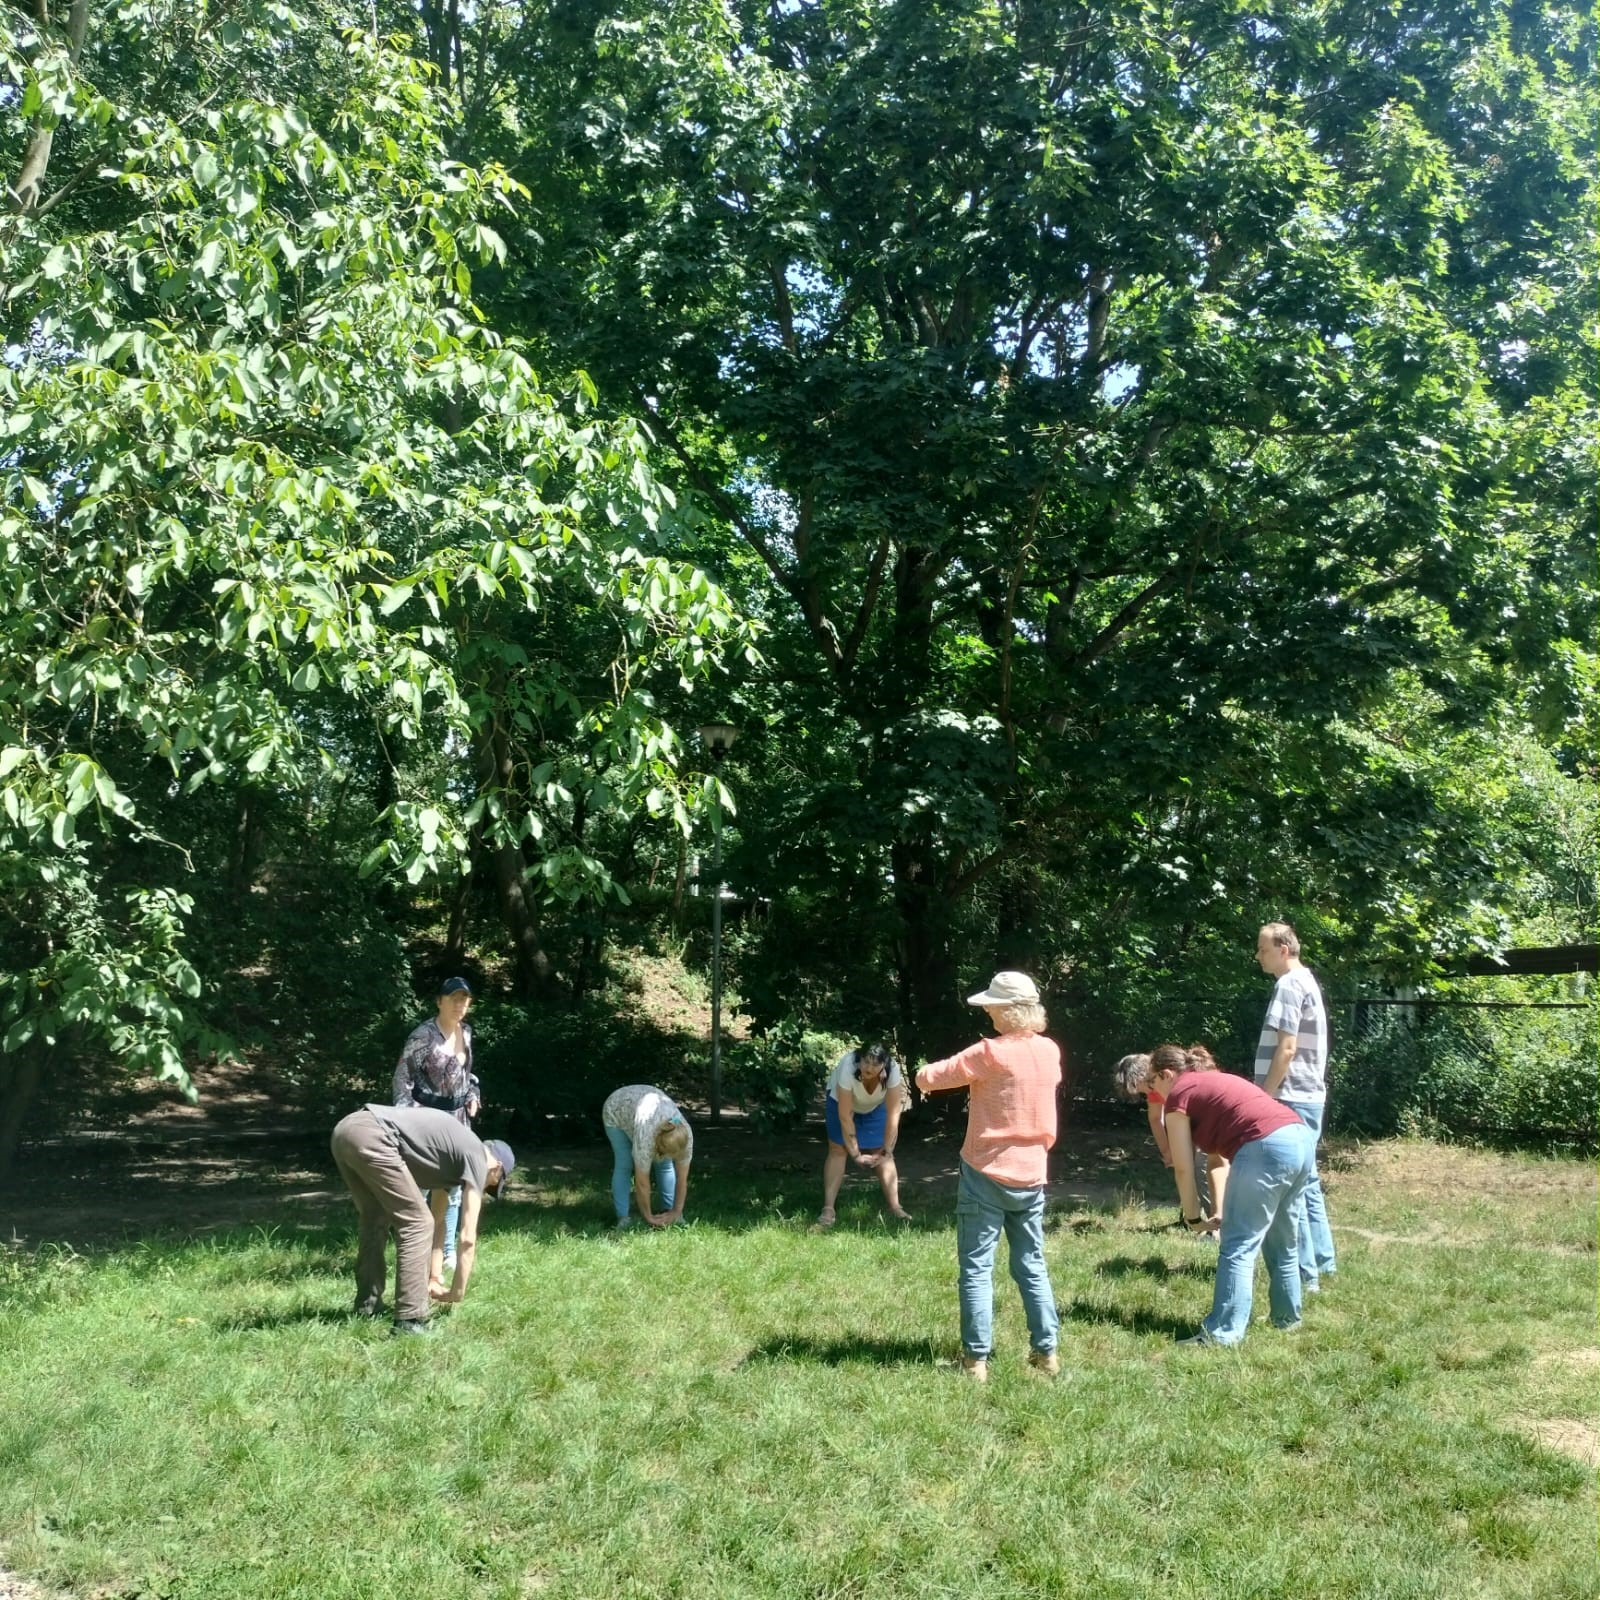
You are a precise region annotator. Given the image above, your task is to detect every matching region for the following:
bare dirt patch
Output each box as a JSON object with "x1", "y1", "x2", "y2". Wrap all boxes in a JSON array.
[
  {"x1": 1341, "y1": 1139, "x2": 1598, "y2": 1203},
  {"x1": 1514, "y1": 1417, "x2": 1600, "y2": 1469}
]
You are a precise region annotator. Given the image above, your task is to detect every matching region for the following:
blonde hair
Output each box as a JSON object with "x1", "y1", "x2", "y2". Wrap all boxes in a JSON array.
[
  {"x1": 988, "y1": 1000, "x2": 1047, "y2": 1036},
  {"x1": 1260, "y1": 921, "x2": 1300, "y2": 957},
  {"x1": 655, "y1": 1120, "x2": 691, "y2": 1161}
]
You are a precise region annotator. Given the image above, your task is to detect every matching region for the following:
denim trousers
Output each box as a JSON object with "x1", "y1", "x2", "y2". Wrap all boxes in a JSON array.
[
  {"x1": 955, "y1": 1160, "x2": 1059, "y2": 1359},
  {"x1": 1284, "y1": 1100, "x2": 1337, "y2": 1283},
  {"x1": 1202, "y1": 1122, "x2": 1316, "y2": 1345},
  {"x1": 606, "y1": 1124, "x2": 675, "y2": 1219},
  {"x1": 440, "y1": 1185, "x2": 463, "y2": 1262}
]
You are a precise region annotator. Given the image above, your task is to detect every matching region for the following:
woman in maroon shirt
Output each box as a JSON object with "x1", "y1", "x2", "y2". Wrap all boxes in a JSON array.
[{"x1": 1140, "y1": 1044, "x2": 1316, "y2": 1346}]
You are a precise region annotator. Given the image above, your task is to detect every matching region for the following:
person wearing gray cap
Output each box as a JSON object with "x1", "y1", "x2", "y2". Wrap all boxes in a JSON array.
[{"x1": 330, "y1": 1103, "x2": 515, "y2": 1335}]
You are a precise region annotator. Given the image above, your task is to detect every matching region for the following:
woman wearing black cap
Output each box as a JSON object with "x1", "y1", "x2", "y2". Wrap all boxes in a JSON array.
[{"x1": 394, "y1": 976, "x2": 481, "y2": 1281}]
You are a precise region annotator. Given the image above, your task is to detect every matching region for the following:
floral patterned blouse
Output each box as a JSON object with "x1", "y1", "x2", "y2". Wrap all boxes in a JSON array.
[{"x1": 393, "y1": 1017, "x2": 480, "y2": 1126}]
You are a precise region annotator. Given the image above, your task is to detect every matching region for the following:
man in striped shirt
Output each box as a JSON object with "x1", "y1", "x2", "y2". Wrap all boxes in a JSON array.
[{"x1": 1255, "y1": 921, "x2": 1338, "y2": 1291}]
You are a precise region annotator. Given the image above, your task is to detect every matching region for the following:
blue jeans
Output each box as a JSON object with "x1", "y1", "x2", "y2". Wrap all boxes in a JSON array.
[
  {"x1": 606, "y1": 1124, "x2": 675, "y2": 1220},
  {"x1": 443, "y1": 1185, "x2": 462, "y2": 1261},
  {"x1": 955, "y1": 1161, "x2": 1059, "y2": 1360},
  {"x1": 1203, "y1": 1123, "x2": 1316, "y2": 1345},
  {"x1": 1285, "y1": 1101, "x2": 1337, "y2": 1283}
]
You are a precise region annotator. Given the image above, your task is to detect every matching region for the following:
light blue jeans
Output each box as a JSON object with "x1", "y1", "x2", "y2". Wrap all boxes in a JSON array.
[
  {"x1": 606, "y1": 1124, "x2": 675, "y2": 1220},
  {"x1": 1284, "y1": 1101, "x2": 1337, "y2": 1284},
  {"x1": 955, "y1": 1161, "x2": 1059, "y2": 1360},
  {"x1": 1202, "y1": 1123, "x2": 1316, "y2": 1345},
  {"x1": 425, "y1": 1185, "x2": 463, "y2": 1265}
]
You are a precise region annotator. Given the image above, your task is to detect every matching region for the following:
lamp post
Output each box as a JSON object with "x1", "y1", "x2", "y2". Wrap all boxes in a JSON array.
[{"x1": 697, "y1": 722, "x2": 739, "y2": 1122}]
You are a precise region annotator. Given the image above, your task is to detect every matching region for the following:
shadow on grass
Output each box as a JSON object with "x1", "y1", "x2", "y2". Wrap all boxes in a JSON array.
[
  {"x1": 1061, "y1": 1299, "x2": 1198, "y2": 1340},
  {"x1": 217, "y1": 1304, "x2": 365, "y2": 1332},
  {"x1": 738, "y1": 1336, "x2": 944, "y2": 1370},
  {"x1": 1094, "y1": 1254, "x2": 1213, "y2": 1282}
]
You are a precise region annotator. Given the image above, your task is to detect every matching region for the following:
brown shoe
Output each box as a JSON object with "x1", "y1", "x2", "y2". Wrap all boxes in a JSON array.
[
  {"x1": 1027, "y1": 1349, "x2": 1060, "y2": 1378},
  {"x1": 959, "y1": 1354, "x2": 988, "y2": 1384}
]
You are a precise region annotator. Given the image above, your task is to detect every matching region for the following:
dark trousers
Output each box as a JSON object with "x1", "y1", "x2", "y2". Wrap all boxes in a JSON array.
[{"x1": 330, "y1": 1109, "x2": 433, "y2": 1323}]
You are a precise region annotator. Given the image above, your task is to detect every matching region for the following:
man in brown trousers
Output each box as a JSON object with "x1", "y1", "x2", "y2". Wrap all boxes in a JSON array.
[{"x1": 331, "y1": 1102, "x2": 514, "y2": 1335}]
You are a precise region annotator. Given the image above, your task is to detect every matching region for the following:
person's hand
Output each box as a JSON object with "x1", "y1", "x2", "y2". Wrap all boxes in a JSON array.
[
  {"x1": 645, "y1": 1213, "x2": 669, "y2": 1229},
  {"x1": 428, "y1": 1274, "x2": 445, "y2": 1297},
  {"x1": 1200, "y1": 1214, "x2": 1221, "y2": 1234},
  {"x1": 1161, "y1": 1153, "x2": 1175, "y2": 1168},
  {"x1": 856, "y1": 1152, "x2": 882, "y2": 1168},
  {"x1": 466, "y1": 1098, "x2": 481, "y2": 1120}
]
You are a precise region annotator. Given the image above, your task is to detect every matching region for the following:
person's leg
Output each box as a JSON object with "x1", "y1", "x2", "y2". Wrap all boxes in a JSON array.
[
  {"x1": 335, "y1": 1109, "x2": 433, "y2": 1323},
  {"x1": 1289, "y1": 1102, "x2": 1337, "y2": 1279},
  {"x1": 1264, "y1": 1127, "x2": 1316, "y2": 1328},
  {"x1": 331, "y1": 1113, "x2": 389, "y2": 1315},
  {"x1": 605, "y1": 1125, "x2": 634, "y2": 1222},
  {"x1": 877, "y1": 1154, "x2": 909, "y2": 1218},
  {"x1": 1001, "y1": 1183, "x2": 1059, "y2": 1356},
  {"x1": 655, "y1": 1156, "x2": 676, "y2": 1212},
  {"x1": 1204, "y1": 1127, "x2": 1308, "y2": 1343},
  {"x1": 443, "y1": 1184, "x2": 462, "y2": 1267},
  {"x1": 820, "y1": 1142, "x2": 847, "y2": 1223},
  {"x1": 1200, "y1": 1137, "x2": 1276, "y2": 1344},
  {"x1": 955, "y1": 1162, "x2": 1004, "y2": 1359}
]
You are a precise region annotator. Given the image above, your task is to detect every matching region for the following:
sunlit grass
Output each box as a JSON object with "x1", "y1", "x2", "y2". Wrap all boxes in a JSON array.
[{"x1": 1, "y1": 1140, "x2": 1594, "y2": 1599}]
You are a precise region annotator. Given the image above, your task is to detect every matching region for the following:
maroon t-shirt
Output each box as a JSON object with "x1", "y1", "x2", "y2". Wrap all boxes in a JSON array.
[{"x1": 1162, "y1": 1071, "x2": 1301, "y2": 1161}]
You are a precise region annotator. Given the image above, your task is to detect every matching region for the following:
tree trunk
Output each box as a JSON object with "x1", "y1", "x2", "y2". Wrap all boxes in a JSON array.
[
  {"x1": 0, "y1": 1046, "x2": 47, "y2": 1180},
  {"x1": 891, "y1": 838, "x2": 964, "y2": 1056},
  {"x1": 473, "y1": 719, "x2": 552, "y2": 993}
]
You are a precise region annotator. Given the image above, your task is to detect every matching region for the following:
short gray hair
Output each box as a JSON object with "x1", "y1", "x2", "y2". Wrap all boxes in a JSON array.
[
  {"x1": 1260, "y1": 921, "x2": 1300, "y2": 956},
  {"x1": 1113, "y1": 1052, "x2": 1151, "y2": 1100},
  {"x1": 988, "y1": 1000, "x2": 1047, "y2": 1036}
]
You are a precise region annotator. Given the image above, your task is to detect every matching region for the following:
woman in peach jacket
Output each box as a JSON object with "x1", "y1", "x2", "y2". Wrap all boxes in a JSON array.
[{"x1": 916, "y1": 972, "x2": 1062, "y2": 1383}]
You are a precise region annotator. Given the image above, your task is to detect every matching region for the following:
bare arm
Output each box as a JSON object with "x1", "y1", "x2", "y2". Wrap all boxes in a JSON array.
[
  {"x1": 1205, "y1": 1153, "x2": 1229, "y2": 1221},
  {"x1": 428, "y1": 1188, "x2": 449, "y2": 1291},
  {"x1": 1165, "y1": 1113, "x2": 1208, "y2": 1226},
  {"x1": 1147, "y1": 1099, "x2": 1173, "y2": 1165},
  {"x1": 882, "y1": 1086, "x2": 904, "y2": 1154},
  {"x1": 439, "y1": 1185, "x2": 483, "y2": 1302}
]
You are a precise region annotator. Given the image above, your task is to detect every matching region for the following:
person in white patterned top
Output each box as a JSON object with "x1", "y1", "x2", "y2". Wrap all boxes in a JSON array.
[
  {"x1": 1255, "y1": 922, "x2": 1337, "y2": 1290},
  {"x1": 601, "y1": 1084, "x2": 694, "y2": 1229}
]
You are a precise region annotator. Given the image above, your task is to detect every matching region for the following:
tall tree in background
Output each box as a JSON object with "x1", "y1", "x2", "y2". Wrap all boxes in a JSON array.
[
  {"x1": 0, "y1": 1, "x2": 752, "y2": 1166},
  {"x1": 447, "y1": 0, "x2": 1594, "y2": 1044}
]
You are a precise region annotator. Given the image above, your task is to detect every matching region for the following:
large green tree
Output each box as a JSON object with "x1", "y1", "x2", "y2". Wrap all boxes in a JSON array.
[
  {"x1": 438, "y1": 0, "x2": 1594, "y2": 1044},
  {"x1": 0, "y1": 0, "x2": 752, "y2": 1165}
]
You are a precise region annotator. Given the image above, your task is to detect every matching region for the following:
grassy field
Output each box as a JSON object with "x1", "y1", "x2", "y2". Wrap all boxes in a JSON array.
[{"x1": 1, "y1": 1135, "x2": 1594, "y2": 1600}]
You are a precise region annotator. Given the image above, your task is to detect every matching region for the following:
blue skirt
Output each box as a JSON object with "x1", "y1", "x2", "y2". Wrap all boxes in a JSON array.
[{"x1": 825, "y1": 1095, "x2": 888, "y2": 1149}]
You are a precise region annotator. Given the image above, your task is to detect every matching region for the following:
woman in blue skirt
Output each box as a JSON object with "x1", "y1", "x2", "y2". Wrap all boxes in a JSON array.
[{"x1": 818, "y1": 1043, "x2": 911, "y2": 1226}]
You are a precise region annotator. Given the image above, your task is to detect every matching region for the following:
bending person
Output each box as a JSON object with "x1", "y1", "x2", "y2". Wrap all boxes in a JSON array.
[
  {"x1": 1135, "y1": 1044, "x2": 1313, "y2": 1346},
  {"x1": 330, "y1": 1102, "x2": 514, "y2": 1336},
  {"x1": 1116, "y1": 1047, "x2": 1229, "y2": 1224},
  {"x1": 820, "y1": 1042, "x2": 911, "y2": 1226},
  {"x1": 602, "y1": 1084, "x2": 693, "y2": 1229},
  {"x1": 915, "y1": 971, "x2": 1062, "y2": 1383}
]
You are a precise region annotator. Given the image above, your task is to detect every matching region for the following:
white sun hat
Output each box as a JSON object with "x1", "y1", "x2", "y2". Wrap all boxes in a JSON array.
[{"x1": 966, "y1": 971, "x2": 1040, "y2": 1007}]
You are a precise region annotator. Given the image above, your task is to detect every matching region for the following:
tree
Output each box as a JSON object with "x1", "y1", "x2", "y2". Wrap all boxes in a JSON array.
[
  {"x1": 0, "y1": 0, "x2": 753, "y2": 1169},
  {"x1": 448, "y1": 0, "x2": 1594, "y2": 1045}
]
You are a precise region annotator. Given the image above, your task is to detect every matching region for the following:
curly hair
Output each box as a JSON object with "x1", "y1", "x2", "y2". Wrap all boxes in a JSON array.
[{"x1": 987, "y1": 1000, "x2": 1047, "y2": 1036}]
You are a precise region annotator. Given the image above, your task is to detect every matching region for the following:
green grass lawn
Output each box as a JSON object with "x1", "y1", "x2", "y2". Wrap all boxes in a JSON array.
[{"x1": 1, "y1": 1138, "x2": 1595, "y2": 1599}]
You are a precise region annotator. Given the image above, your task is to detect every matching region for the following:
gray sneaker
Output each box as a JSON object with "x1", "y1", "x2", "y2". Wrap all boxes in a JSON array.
[{"x1": 391, "y1": 1318, "x2": 433, "y2": 1337}]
